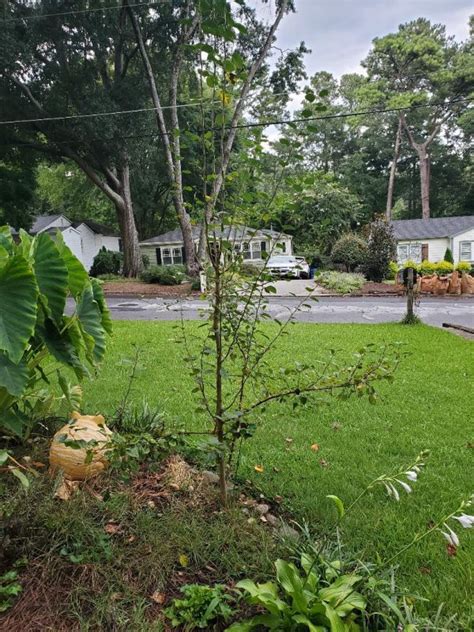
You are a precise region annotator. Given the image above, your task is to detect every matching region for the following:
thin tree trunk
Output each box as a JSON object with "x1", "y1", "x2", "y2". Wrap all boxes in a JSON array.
[
  {"x1": 418, "y1": 146, "x2": 431, "y2": 220},
  {"x1": 386, "y1": 117, "x2": 402, "y2": 219}
]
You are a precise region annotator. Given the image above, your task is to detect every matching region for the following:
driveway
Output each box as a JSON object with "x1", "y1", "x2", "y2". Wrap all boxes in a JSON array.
[{"x1": 96, "y1": 295, "x2": 474, "y2": 330}]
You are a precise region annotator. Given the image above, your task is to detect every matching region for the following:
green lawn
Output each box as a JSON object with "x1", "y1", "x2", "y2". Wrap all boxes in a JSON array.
[{"x1": 82, "y1": 321, "x2": 473, "y2": 620}]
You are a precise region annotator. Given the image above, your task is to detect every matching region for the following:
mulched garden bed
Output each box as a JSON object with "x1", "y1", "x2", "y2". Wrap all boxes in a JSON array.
[
  {"x1": 102, "y1": 280, "x2": 199, "y2": 298},
  {"x1": 359, "y1": 281, "x2": 404, "y2": 295}
]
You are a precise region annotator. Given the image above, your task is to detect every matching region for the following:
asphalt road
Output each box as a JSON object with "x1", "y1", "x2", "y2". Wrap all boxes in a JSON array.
[{"x1": 97, "y1": 295, "x2": 474, "y2": 329}]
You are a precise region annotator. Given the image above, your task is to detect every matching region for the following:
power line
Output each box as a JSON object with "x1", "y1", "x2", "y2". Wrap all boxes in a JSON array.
[
  {"x1": 0, "y1": 1, "x2": 171, "y2": 22},
  {"x1": 0, "y1": 97, "x2": 470, "y2": 131}
]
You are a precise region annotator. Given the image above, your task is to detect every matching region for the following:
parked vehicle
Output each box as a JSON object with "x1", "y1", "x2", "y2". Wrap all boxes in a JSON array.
[{"x1": 266, "y1": 255, "x2": 310, "y2": 279}]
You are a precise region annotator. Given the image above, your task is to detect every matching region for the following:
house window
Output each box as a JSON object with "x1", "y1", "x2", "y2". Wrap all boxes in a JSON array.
[
  {"x1": 397, "y1": 243, "x2": 422, "y2": 264},
  {"x1": 162, "y1": 248, "x2": 173, "y2": 265},
  {"x1": 251, "y1": 243, "x2": 261, "y2": 259},
  {"x1": 172, "y1": 247, "x2": 183, "y2": 264},
  {"x1": 460, "y1": 241, "x2": 473, "y2": 262},
  {"x1": 242, "y1": 242, "x2": 251, "y2": 260},
  {"x1": 277, "y1": 242, "x2": 286, "y2": 253}
]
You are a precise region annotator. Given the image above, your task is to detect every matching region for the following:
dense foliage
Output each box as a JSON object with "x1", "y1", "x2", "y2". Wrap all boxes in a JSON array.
[
  {"x1": 362, "y1": 218, "x2": 397, "y2": 282},
  {"x1": 140, "y1": 265, "x2": 186, "y2": 285},
  {"x1": 90, "y1": 248, "x2": 123, "y2": 278},
  {"x1": 331, "y1": 233, "x2": 368, "y2": 271}
]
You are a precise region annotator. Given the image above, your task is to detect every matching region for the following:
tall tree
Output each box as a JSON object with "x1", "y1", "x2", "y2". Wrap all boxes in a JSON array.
[
  {"x1": 0, "y1": 1, "x2": 155, "y2": 275},
  {"x1": 126, "y1": 0, "x2": 292, "y2": 274},
  {"x1": 364, "y1": 19, "x2": 473, "y2": 219}
]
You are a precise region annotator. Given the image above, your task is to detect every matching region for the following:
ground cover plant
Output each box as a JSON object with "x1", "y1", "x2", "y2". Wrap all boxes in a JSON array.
[
  {"x1": 316, "y1": 271, "x2": 366, "y2": 294},
  {"x1": 71, "y1": 320, "x2": 474, "y2": 622}
]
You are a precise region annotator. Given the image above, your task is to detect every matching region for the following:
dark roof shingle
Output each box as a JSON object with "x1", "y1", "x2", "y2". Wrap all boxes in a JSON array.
[
  {"x1": 391, "y1": 216, "x2": 474, "y2": 240},
  {"x1": 140, "y1": 225, "x2": 292, "y2": 245}
]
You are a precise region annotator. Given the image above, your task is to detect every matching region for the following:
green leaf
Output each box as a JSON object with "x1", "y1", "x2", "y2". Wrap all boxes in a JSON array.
[
  {"x1": 77, "y1": 286, "x2": 106, "y2": 363},
  {"x1": 0, "y1": 225, "x2": 13, "y2": 253},
  {"x1": 41, "y1": 317, "x2": 88, "y2": 380},
  {"x1": 33, "y1": 233, "x2": 68, "y2": 325},
  {"x1": 323, "y1": 604, "x2": 346, "y2": 632},
  {"x1": 10, "y1": 467, "x2": 30, "y2": 489},
  {"x1": 293, "y1": 614, "x2": 326, "y2": 631},
  {"x1": 91, "y1": 279, "x2": 113, "y2": 335},
  {"x1": 326, "y1": 495, "x2": 345, "y2": 520},
  {"x1": 0, "y1": 352, "x2": 29, "y2": 397},
  {"x1": 0, "y1": 449, "x2": 9, "y2": 465},
  {"x1": 54, "y1": 232, "x2": 89, "y2": 297},
  {"x1": 0, "y1": 254, "x2": 38, "y2": 363}
]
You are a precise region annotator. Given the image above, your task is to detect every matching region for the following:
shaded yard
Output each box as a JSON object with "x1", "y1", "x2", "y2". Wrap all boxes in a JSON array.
[{"x1": 80, "y1": 321, "x2": 473, "y2": 620}]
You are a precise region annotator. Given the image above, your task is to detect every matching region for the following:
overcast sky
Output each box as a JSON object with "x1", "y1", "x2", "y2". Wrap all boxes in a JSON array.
[{"x1": 259, "y1": 0, "x2": 472, "y2": 80}]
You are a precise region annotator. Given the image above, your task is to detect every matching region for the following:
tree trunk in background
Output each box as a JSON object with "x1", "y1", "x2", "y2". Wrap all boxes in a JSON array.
[
  {"x1": 386, "y1": 117, "x2": 402, "y2": 219},
  {"x1": 116, "y1": 164, "x2": 141, "y2": 277},
  {"x1": 418, "y1": 145, "x2": 431, "y2": 220}
]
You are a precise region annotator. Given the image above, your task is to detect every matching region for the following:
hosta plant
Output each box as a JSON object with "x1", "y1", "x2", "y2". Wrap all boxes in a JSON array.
[
  {"x1": 228, "y1": 556, "x2": 366, "y2": 631},
  {"x1": 0, "y1": 226, "x2": 111, "y2": 438}
]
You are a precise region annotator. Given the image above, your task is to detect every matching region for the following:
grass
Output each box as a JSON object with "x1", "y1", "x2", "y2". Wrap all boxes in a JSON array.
[{"x1": 78, "y1": 321, "x2": 473, "y2": 621}]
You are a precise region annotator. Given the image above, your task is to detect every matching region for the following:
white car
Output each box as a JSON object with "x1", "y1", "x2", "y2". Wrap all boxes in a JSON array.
[{"x1": 266, "y1": 255, "x2": 310, "y2": 279}]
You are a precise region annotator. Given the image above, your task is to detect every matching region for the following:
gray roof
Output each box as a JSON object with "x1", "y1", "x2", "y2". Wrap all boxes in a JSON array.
[
  {"x1": 30, "y1": 214, "x2": 63, "y2": 234},
  {"x1": 391, "y1": 216, "x2": 474, "y2": 240},
  {"x1": 72, "y1": 219, "x2": 119, "y2": 237},
  {"x1": 140, "y1": 224, "x2": 292, "y2": 246}
]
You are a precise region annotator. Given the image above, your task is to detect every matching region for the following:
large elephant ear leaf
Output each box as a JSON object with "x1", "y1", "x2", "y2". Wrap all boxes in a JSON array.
[
  {"x1": 33, "y1": 233, "x2": 68, "y2": 325},
  {"x1": 41, "y1": 318, "x2": 89, "y2": 380},
  {"x1": 0, "y1": 352, "x2": 30, "y2": 397},
  {"x1": 91, "y1": 279, "x2": 113, "y2": 335},
  {"x1": 77, "y1": 286, "x2": 106, "y2": 363},
  {"x1": 54, "y1": 232, "x2": 89, "y2": 298},
  {"x1": 0, "y1": 226, "x2": 14, "y2": 253},
  {"x1": 0, "y1": 254, "x2": 38, "y2": 363}
]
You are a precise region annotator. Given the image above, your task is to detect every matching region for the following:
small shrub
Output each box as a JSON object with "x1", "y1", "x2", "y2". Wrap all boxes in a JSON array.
[
  {"x1": 331, "y1": 233, "x2": 368, "y2": 272},
  {"x1": 317, "y1": 271, "x2": 365, "y2": 294},
  {"x1": 362, "y1": 218, "x2": 396, "y2": 282},
  {"x1": 190, "y1": 277, "x2": 201, "y2": 291},
  {"x1": 402, "y1": 259, "x2": 419, "y2": 270},
  {"x1": 418, "y1": 259, "x2": 436, "y2": 276},
  {"x1": 443, "y1": 247, "x2": 454, "y2": 264},
  {"x1": 456, "y1": 261, "x2": 471, "y2": 273},
  {"x1": 141, "y1": 253, "x2": 150, "y2": 269},
  {"x1": 90, "y1": 247, "x2": 123, "y2": 277},
  {"x1": 164, "y1": 584, "x2": 235, "y2": 629},
  {"x1": 140, "y1": 264, "x2": 186, "y2": 285},
  {"x1": 386, "y1": 261, "x2": 399, "y2": 280},
  {"x1": 435, "y1": 260, "x2": 454, "y2": 276}
]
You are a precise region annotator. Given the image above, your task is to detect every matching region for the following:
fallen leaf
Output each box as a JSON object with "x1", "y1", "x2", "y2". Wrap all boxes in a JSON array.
[
  {"x1": 150, "y1": 591, "x2": 166, "y2": 604},
  {"x1": 260, "y1": 515, "x2": 268, "y2": 523},
  {"x1": 254, "y1": 465, "x2": 264, "y2": 473},
  {"x1": 179, "y1": 554, "x2": 189, "y2": 567},
  {"x1": 54, "y1": 479, "x2": 79, "y2": 501},
  {"x1": 418, "y1": 566, "x2": 431, "y2": 575},
  {"x1": 272, "y1": 467, "x2": 280, "y2": 473},
  {"x1": 31, "y1": 461, "x2": 46, "y2": 468},
  {"x1": 319, "y1": 459, "x2": 329, "y2": 468},
  {"x1": 285, "y1": 438, "x2": 293, "y2": 444},
  {"x1": 127, "y1": 535, "x2": 136, "y2": 543},
  {"x1": 446, "y1": 543, "x2": 457, "y2": 557},
  {"x1": 104, "y1": 522, "x2": 121, "y2": 535},
  {"x1": 332, "y1": 422, "x2": 342, "y2": 431},
  {"x1": 274, "y1": 495, "x2": 283, "y2": 503},
  {"x1": 311, "y1": 443, "x2": 320, "y2": 452}
]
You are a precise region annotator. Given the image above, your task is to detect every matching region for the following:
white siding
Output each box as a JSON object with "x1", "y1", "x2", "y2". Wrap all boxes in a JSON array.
[
  {"x1": 75, "y1": 225, "x2": 121, "y2": 272},
  {"x1": 452, "y1": 228, "x2": 474, "y2": 264},
  {"x1": 397, "y1": 238, "x2": 449, "y2": 264},
  {"x1": 61, "y1": 227, "x2": 83, "y2": 263}
]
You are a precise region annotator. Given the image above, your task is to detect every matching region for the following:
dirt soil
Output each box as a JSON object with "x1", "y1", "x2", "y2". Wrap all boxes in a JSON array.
[
  {"x1": 359, "y1": 282, "x2": 404, "y2": 296},
  {"x1": 102, "y1": 280, "x2": 199, "y2": 298}
]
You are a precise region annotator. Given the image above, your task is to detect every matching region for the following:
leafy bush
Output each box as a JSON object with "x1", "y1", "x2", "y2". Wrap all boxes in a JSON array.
[
  {"x1": 455, "y1": 261, "x2": 471, "y2": 273},
  {"x1": 435, "y1": 260, "x2": 454, "y2": 276},
  {"x1": 418, "y1": 259, "x2": 436, "y2": 276},
  {"x1": 402, "y1": 259, "x2": 419, "y2": 270},
  {"x1": 331, "y1": 233, "x2": 368, "y2": 272},
  {"x1": 0, "y1": 226, "x2": 111, "y2": 438},
  {"x1": 141, "y1": 253, "x2": 150, "y2": 269},
  {"x1": 443, "y1": 247, "x2": 454, "y2": 264},
  {"x1": 362, "y1": 218, "x2": 396, "y2": 282},
  {"x1": 90, "y1": 247, "x2": 122, "y2": 277},
  {"x1": 386, "y1": 261, "x2": 399, "y2": 280},
  {"x1": 317, "y1": 271, "x2": 365, "y2": 294},
  {"x1": 164, "y1": 584, "x2": 235, "y2": 629},
  {"x1": 140, "y1": 264, "x2": 186, "y2": 285}
]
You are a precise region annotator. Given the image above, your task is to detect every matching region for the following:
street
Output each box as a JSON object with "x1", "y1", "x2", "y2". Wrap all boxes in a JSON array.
[{"x1": 96, "y1": 295, "x2": 474, "y2": 329}]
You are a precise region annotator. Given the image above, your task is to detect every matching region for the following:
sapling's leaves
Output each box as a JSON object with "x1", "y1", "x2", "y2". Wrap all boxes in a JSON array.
[
  {"x1": 326, "y1": 495, "x2": 345, "y2": 520},
  {"x1": 0, "y1": 352, "x2": 29, "y2": 397},
  {"x1": 0, "y1": 449, "x2": 9, "y2": 465},
  {"x1": 33, "y1": 232, "x2": 68, "y2": 325}
]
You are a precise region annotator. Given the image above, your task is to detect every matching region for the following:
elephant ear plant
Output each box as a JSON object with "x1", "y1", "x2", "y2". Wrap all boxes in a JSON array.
[{"x1": 0, "y1": 225, "x2": 111, "y2": 439}]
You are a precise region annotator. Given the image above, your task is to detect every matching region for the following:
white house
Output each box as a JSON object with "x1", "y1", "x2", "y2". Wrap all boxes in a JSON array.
[
  {"x1": 140, "y1": 225, "x2": 293, "y2": 266},
  {"x1": 391, "y1": 216, "x2": 474, "y2": 265},
  {"x1": 29, "y1": 214, "x2": 121, "y2": 272}
]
